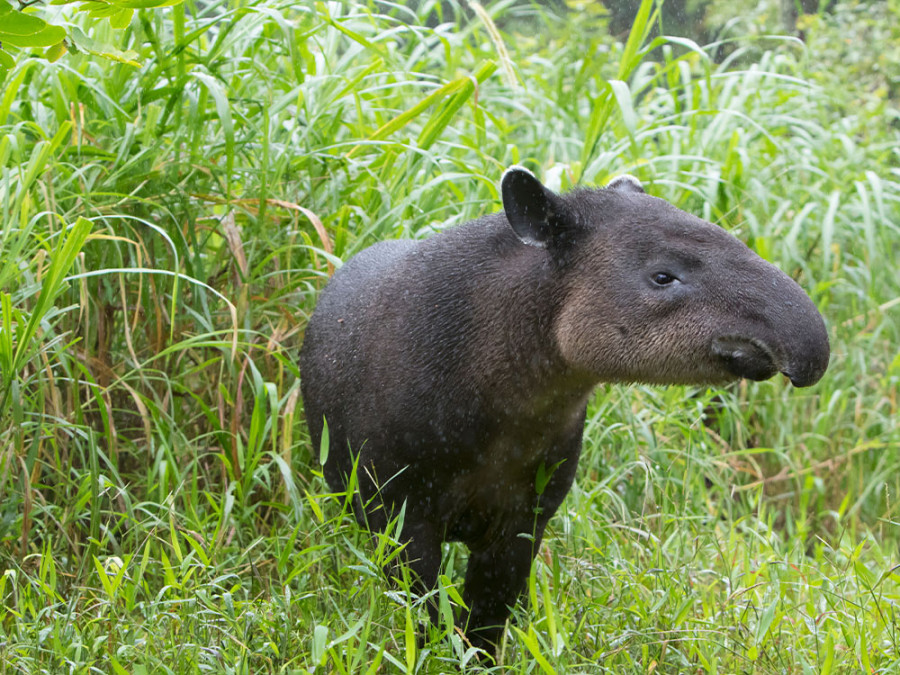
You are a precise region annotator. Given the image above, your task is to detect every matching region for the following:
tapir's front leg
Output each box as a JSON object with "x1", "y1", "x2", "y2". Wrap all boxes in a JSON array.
[
  {"x1": 384, "y1": 519, "x2": 441, "y2": 615},
  {"x1": 461, "y1": 526, "x2": 545, "y2": 654},
  {"x1": 460, "y1": 432, "x2": 582, "y2": 655}
]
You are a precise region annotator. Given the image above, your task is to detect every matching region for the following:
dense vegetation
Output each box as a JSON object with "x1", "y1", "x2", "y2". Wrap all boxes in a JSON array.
[{"x1": 1, "y1": 0, "x2": 898, "y2": 671}]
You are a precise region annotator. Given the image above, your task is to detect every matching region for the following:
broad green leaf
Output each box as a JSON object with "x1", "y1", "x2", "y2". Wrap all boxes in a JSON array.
[
  {"x1": 821, "y1": 189, "x2": 841, "y2": 270},
  {"x1": 859, "y1": 628, "x2": 871, "y2": 671},
  {"x1": 316, "y1": 1, "x2": 383, "y2": 56},
  {"x1": 0, "y1": 294, "x2": 15, "y2": 379},
  {"x1": 363, "y1": 647, "x2": 385, "y2": 675},
  {"x1": 539, "y1": 566, "x2": 558, "y2": 651},
  {"x1": 109, "y1": 8, "x2": 134, "y2": 28},
  {"x1": 52, "y1": 0, "x2": 183, "y2": 7},
  {"x1": 0, "y1": 9, "x2": 49, "y2": 35},
  {"x1": 115, "y1": 0, "x2": 183, "y2": 8},
  {"x1": 82, "y1": 5, "x2": 121, "y2": 18},
  {"x1": 44, "y1": 40, "x2": 67, "y2": 62},
  {"x1": 0, "y1": 24, "x2": 66, "y2": 47},
  {"x1": 889, "y1": 351, "x2": 900, "y2": 376}
]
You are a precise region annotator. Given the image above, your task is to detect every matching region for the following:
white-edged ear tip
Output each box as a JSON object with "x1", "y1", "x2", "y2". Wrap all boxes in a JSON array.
[
  {"x1": 607, "y1": 174, "x2": 644, "y2": 192},
  {"x1": 502, "y1": 165, "x2": 536, "y2": 181}
]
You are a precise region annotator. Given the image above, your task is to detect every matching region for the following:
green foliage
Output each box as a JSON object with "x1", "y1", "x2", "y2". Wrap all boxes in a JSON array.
[
  {"x1": 0, "y1": 0, "x2": 898, "y2": 671},
  {"x1": 0, "y1": 0, "x2": 66, "y2": 60},
  {"x1": 0, "y1": 0, "x2": 176, "y2": 79}
]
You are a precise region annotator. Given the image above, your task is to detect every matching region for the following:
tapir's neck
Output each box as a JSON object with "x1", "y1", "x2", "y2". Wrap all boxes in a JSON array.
[{"x1": 436, "y1": 221, "x2": 598, "y2": 421}]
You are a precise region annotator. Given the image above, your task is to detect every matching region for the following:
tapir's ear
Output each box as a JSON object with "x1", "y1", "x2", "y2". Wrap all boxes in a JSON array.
[
  {"x1": 501, "y1": 166, "x2": 565, "y2": 248},
  {"x1": 607, "y1": 174, "x2": 644, "y2": 194}
]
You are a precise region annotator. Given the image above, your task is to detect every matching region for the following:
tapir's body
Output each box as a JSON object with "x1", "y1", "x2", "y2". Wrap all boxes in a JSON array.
[{"x1": 300, "y1": 169, "x2": 829, "y2": 654}]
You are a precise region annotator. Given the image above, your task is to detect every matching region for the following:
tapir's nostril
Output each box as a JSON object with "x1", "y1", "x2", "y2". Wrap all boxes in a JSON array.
[{"x1": 711, "y1": 336, "x2": 779, "y2": 382}]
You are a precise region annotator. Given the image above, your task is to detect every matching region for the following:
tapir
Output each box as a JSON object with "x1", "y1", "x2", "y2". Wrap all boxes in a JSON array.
[{"x1": 299, "y1": 167, "x2": 830, "y2": 655}]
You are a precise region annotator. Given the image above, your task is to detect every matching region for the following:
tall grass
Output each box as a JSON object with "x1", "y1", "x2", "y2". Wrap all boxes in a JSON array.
[{"x1": 0, "y1": 0, "x2": 897, "y2": 671}]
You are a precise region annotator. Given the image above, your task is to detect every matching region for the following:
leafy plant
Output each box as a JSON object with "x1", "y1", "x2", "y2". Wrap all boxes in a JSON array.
[
  {"x1": 0, "y1": 0, "x2": 897, "y2": 671},
  {"x1": 0, "y1": 0, "x2": 178, "y2": 78}
]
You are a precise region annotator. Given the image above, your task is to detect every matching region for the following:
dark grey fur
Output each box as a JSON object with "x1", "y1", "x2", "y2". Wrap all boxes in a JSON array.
[{"x1": 300, "y1": 168, "x2": 829, "y2": 654}]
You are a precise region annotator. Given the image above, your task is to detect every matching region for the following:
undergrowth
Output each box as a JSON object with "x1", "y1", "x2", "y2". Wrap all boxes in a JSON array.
[{"x1": 0, "y1": 0, "x2": 897, "y2": 671}]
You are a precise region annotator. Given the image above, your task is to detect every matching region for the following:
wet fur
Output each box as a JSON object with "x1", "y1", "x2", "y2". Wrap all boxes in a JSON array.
[{"x1": 300, "y1": 169, "x2": 829, "y2": 654}]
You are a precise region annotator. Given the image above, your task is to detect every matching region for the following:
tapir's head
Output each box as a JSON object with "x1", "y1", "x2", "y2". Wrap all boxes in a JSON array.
[{"x1": 501, "y1": 167, "x2": 830, "y2": 387}]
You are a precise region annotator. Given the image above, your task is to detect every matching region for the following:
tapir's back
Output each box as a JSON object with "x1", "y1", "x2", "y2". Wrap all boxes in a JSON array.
[
  {"x1": 300, "y1": 239, "x2": 419, "y2": 486},
  {"x1": 299, "y1": 215, "x2": 547, "y2": 495}
]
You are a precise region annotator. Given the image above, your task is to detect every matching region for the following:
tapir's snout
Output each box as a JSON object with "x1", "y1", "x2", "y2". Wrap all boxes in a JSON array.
[
  {"x1": 711, "y1": 265, "x2": 830, "y2": 388},
  {"x1": 779, "y1": 315, "x2": 830, "y2": 387}
]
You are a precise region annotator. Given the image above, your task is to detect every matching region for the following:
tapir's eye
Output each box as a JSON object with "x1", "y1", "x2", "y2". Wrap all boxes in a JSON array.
[{"x1": 651, "y1": 272, "x2": 678, "y2": 286}]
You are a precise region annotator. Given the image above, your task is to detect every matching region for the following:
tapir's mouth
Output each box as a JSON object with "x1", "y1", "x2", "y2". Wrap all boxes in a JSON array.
[{"x1": 711, "y1": 336, "x2": 780, "y2": 383}]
